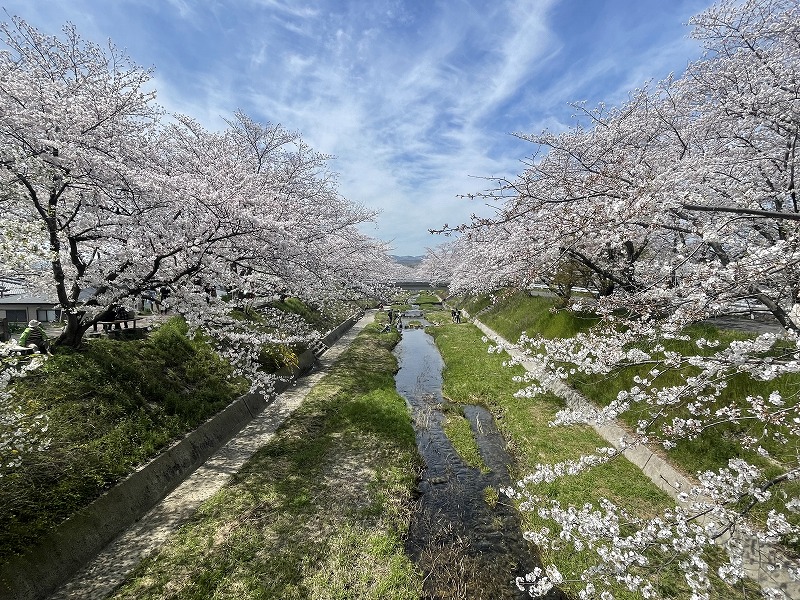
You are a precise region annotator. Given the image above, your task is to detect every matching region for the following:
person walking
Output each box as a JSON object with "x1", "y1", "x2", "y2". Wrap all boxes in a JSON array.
[{"x1": 159, "y1": 287, "x2": 170, "y2": 314}]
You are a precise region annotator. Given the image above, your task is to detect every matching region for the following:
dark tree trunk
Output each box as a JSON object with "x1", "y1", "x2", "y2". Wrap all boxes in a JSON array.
[{"x1": 55, "y1": 312, "x2": 91, "y2": 348}]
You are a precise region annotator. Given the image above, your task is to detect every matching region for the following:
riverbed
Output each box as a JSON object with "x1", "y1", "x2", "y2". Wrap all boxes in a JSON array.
[{"x1": 394, "y1": 310, "x2": 555, "y2": 599}]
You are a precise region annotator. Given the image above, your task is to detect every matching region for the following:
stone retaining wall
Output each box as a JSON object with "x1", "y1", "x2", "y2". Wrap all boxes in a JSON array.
[{"x1": 0, "y1": 311, "x2": 362, "y2": 600}]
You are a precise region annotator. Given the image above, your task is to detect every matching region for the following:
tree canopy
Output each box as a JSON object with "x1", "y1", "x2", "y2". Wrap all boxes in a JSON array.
[
  {"x1": 0, "y1": 16, "x2": 393, "y2": 343},
  {"x1": 0, "y1": 16, "x2": 396, "y2": 468},
  {"x1": 433, "y1": 0, "x2": 800, "y2": 597}
]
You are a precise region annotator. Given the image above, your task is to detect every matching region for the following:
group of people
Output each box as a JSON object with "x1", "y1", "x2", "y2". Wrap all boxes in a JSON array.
[
  {"x1": 386, "y1": 308, "x2": 403, "y2": 330},
  {"x1": 13, "y1": 301, "x2": 140, "y2": 356},
  {"x1": 95, "y1": 305, "x2": 136, "y2": 330},
  {"x1": 142, "y1": 287, "x2": 171, "y2": 314},
  {"x1": 384, "y1": 306, "x2": 463, "y2": 329}
]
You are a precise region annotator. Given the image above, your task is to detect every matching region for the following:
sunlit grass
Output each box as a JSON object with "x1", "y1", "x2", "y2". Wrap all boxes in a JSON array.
[
  {"x1": 0, "y1": 318, "x2": 247, "y2": 562},
  {"x1": 461, "y1": 289, "x2": 598, "y2": 341},
  {"x1": 430, "y1": 320, "x2": 761, "y2": 599},
  {"x1": 441, "y1": 401, "x2": 489, "y2": 473},
  {"x1": 412, "y1": 291, "x2": 441, "y2": 306},
  {"x1": 483, "y1": 485, "x2": 500, "y2": 508},
  {"x1": 461, "y1": 290, "x2": 800, "y2": 548},
  {"x1": 111, "y1": 321, "x2": 423, "y2": 600}
]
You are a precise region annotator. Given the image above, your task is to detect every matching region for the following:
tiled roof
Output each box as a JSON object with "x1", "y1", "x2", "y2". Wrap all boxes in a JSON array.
[{"x1": 0, "y1": 294, "x2": 58, "y2": 305}]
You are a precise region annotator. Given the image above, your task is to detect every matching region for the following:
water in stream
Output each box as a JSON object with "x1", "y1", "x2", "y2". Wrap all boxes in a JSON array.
[{"x1": 394, "y1": 310, "x2": 564, "y2": 600}]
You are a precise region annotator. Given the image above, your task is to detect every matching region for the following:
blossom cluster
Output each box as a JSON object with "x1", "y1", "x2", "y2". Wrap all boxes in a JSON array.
[{"x1": 426, "y1": 0, "x2": 800, "y2": 596}]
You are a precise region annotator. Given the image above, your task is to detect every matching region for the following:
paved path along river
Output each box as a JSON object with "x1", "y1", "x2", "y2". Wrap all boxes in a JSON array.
[{"x1": 47, "y1": 311, "x2": 376, "y2": 600}]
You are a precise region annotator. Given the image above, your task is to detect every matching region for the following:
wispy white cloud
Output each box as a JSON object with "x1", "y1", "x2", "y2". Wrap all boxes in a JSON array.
[
  {"x1": 164, "y1": 0, "x2": 194, "y2": 20},
  {"x1": 249, "y1": 0, "x2": 319, "y2": 20},
  {"x1": 475, "y1": 0, "x2": 559, "y2": 116}
]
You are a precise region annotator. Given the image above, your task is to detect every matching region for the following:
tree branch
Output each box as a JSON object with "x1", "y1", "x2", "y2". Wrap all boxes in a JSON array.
[{"x1": 682, "y1": 203, "x2": 800, "y2": 221}]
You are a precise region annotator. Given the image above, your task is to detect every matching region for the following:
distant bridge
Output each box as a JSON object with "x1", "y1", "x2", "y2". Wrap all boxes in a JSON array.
[{"x1": 393, "y1": 281, "x2": 449, "y2": 293}]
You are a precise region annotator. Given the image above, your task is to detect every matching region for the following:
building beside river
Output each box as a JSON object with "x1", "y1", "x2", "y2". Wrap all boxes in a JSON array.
[{"x1": 0, "y1": 278, "x2": 60, "y2": 333}]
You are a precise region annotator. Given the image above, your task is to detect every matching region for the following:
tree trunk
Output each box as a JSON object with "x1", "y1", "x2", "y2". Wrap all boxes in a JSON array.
[{"x1": 55, "y1": 312, "x2": 91, "y2": 348}]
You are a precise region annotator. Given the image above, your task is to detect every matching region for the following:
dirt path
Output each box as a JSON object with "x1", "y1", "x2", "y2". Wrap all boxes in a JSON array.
[{"x1": 48, "y1": 311, "x2": 377, "y2": 600}]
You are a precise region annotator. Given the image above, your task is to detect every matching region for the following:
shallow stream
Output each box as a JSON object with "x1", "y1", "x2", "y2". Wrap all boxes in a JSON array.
[{"x1": 394, "y1": 309, "x2": 561, "y2": 599}]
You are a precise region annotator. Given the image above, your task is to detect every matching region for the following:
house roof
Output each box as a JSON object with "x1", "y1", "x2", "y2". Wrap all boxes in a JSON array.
[
  {"x1": 0, "y1": 294, "x2": 58, "y2": 305},
  {"x1": 0, "y1": 279, "x2": 58, "y2": 305}
]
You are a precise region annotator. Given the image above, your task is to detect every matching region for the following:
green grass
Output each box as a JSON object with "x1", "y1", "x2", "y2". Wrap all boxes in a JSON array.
[
  {"x1": 464, "y1": 292, "x2": 799, "y2": 464},
  {"x1": 460, "y1": 290, "x2": 800, "y2": 547},
  {"x1": 571, "y1": 344, "x2": 800, "y2": 472},
  {"x1": 267, "y1": 296, "x2": 345, "y2": 332},
  {"x1": 111, "y1": 321, "x2": 423, "y2": 600},
  {"x1": 571, "y1": 349, "x2": 800, "y2": 546},
  {"x1": 412, "y1": 291, "x2": 441, "y2": 306},
  {"x1": 233, "y1": 297, "x2": 354, "y2": 373},
  {"x1": 429, "y1": 319, "x2": 761, "y2": 599},
  {"x1": 483, "y1": 485, "x2": 499, "y2": 508},
  {"x1": 441, "y1": 402, "x2": 489, "y2": 473},
  {"x1": 462, "y1": 289, "x2": 598, "y2": 341},
  {"x1": 0, "y1": 318, "x2": 247, "y2": 563}
]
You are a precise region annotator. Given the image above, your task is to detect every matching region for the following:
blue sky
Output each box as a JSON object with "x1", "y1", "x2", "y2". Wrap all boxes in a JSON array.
[{"x1": 1, "y1": 0, "x2": 711, "y2": 255}]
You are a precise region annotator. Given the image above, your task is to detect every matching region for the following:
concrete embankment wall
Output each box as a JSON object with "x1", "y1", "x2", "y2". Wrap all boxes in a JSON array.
[{"x1": 0, "y1": 311, "x2": 363, "y2": 600}]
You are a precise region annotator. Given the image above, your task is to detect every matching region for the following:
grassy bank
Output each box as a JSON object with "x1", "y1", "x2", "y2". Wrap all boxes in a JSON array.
[
  {"x1": 428, "y1": 316, "x2": 760, "y2": 598},
  {"x1": 111, "y1": 320, "x2": 423, "y2": 600},
  {"x1": 0, "y1": 318, "x2": 247, "y2": 563},
  {"x1": 0, "y1": 298, "x2": 365, "y2": 565},
  {"x1": 460, "y1": 290, "x2": 800, "y2": 540},
  {"x1": 267, "y1": 296, "x2": 349, "y2": 332}
]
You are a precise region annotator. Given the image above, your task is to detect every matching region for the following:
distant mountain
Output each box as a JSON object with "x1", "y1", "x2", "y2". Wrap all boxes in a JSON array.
[{"x1": 390, "y1": 255, "x2": 424, "y2": 267}]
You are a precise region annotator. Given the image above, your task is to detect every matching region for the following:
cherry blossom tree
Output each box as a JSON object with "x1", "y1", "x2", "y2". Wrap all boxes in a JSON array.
[
  {"x1": 159, "y1": 111, "x2": 396, "y2": 389},
  {"x1": 0, "y1": 17, "x2": 166, "y2": 345},
  {"x1": 444, "y1": 0, "x2": 800, "y2": 597},
  {"x1": 0, "y1": 17, "x2": 390, "y2": 348},
  {"x1": 0, "y1": 16, "x2": 395, "y2": 460}
]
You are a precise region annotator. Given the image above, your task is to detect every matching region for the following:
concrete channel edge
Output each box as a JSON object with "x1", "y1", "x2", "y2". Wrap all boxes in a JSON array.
[{"x1": 0, "y1": 311, "x2": 363, "y2": 600}]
